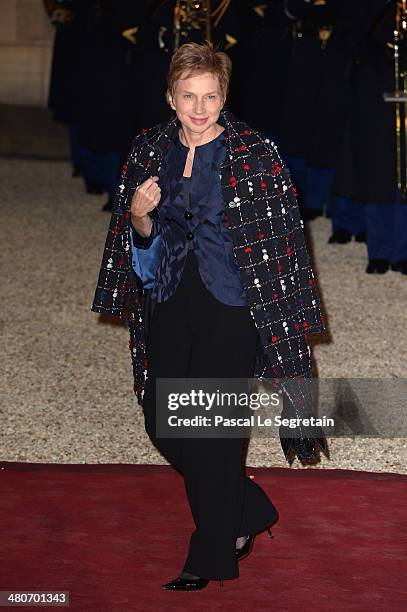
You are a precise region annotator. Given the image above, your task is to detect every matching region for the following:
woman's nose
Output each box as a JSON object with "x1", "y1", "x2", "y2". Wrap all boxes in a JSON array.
[{"x1": 194, "y1": 98, "x2": 205, "y2": 114}]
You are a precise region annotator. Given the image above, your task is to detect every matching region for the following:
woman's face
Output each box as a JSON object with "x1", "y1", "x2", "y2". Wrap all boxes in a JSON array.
[{"x1": 169, "y1": 71, "x2": 224, "y2": 136}]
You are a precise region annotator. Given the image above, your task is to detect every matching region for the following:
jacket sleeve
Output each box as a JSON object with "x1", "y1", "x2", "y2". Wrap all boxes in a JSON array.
[
  {"x1": 130, "y1": 213, "x2": 162, "y2": 250},
  {"x1": 269, "y1": 139, "x2": 327, "y2": 338},
  {"x1": 251, "y1": 135, "x2": 328, "y2": 462},
  {"x1": 91, "y1": 133, "x2": 146, "y2": 317},
  {"x1": 268, "y1": 140, "x2": 328, "y2": 462}
]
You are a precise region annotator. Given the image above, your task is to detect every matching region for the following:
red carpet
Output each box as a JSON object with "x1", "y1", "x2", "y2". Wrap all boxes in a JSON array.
[{"x1": 1, "y1": 462, "x2": 406, "y2": 611}]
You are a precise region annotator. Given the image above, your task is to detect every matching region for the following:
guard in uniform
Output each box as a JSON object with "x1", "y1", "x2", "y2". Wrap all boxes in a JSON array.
[
  {"x1": 131, "y1": 0, "x2": 241, "y2": 133},
  {"x1": 230, "y1": 0, "x2": 293, "y2": 137},
  {"x1": 278, "y1": 0, "x2": 353, "y2": 221},
  {"x1": 44, "y1": 0, "x2": 84, "y2": 177},
  {"x1": 332, "y1": 0, "x2": 407, "y2": 273},
  {"x1": 73, "y1": 1, "x2": 147, "y2": 210}
]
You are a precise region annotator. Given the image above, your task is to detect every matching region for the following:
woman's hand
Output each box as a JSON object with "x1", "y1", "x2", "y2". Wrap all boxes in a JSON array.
[{"x1": 130, "y1": 176, "x2": 161, "y2": 238}]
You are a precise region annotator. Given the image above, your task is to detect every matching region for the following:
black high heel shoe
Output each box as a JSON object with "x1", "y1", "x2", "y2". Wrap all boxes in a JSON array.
[
  {"x1": 162, "y1": 576, "x2": 224, "y2": 590},
  {"x1": 236, "y1": 526, "x2": 274, "y2": 562}
]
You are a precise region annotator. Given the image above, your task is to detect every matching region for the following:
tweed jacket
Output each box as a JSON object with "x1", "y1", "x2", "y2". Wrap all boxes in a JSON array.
[{"x1": 91, "y1": 109, "x2": 327, "y2": 460}]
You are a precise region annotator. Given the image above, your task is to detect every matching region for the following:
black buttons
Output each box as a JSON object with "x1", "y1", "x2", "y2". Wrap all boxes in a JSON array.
[
  {"x1": 184, "y1": 210, "x2": 193, "y2": 220},
  {"x1": 186, "y1": 231, "x2": 195, "y2": 240}
]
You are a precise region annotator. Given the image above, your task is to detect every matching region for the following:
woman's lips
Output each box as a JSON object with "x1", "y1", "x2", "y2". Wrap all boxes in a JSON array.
[{"x1": 190, "y1": 117, "x2": 208, "y2": 125}]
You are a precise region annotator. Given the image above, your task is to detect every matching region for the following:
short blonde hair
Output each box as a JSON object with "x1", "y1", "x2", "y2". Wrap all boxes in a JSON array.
[{"x1": 166, "y1": 42, "x2": 232, "y2": 105}]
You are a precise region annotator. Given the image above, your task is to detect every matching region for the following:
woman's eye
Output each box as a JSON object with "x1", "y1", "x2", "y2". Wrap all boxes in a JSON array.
[
  {"x1": 208, "y1": 95, "x2": 216, "y2": 99},
  {"x1": 184, "y1": 94, "x2": 192, "y2": 99}
]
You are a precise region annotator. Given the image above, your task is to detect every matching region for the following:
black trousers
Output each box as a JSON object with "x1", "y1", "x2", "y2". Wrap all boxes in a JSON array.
[{"x1": 142, "y1": 250, "x2": 277, "y2": 580}]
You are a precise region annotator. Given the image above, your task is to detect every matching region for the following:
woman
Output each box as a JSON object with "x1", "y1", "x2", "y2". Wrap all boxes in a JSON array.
[{"x1": 91, "y1": 42, "x2": 327, "y2": 590}]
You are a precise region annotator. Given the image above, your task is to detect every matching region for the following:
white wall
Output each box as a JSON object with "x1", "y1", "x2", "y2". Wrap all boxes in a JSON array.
[{"x1": 0, "y1": 0, "x2": 54, "y2": 106}]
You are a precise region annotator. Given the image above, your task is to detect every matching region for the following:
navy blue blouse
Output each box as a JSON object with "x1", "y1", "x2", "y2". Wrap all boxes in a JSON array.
[{"x1": 130, "y1": 129, "x2": 248, "y2": 306}]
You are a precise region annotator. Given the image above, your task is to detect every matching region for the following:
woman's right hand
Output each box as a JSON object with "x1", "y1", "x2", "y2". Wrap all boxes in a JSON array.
[
  {"x1": 131, "y1": 176, "x2": 161, "y2": 218},
  {"x1": 130, "y1": 176, "x2": 161, "y2": 237}
]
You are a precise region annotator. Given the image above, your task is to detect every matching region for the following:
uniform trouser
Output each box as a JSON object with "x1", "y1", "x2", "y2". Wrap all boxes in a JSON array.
[
  {"x1": 284, "y1": 155, "x2": 334, "y2": 215},
  {"x1": 80, "y1": 147, "x2": 122, "y2": 197},
  {"x1": 365, "y1": 200, "x2": 407, "y2": 263},
  {"x1": 69, "y1": 125, "x2": 122, "y2": 197},
  {"x1": 142, "y1": 250, "x2": 278, "y2": 580},
  {"x1": 331, "y1": 197, "x2": 366, "y2": 235},
  {"x1": 68, "y1": 126, "x2": 82, "y2": 170}
]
